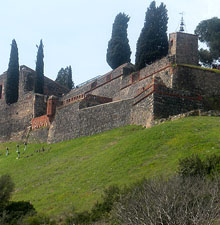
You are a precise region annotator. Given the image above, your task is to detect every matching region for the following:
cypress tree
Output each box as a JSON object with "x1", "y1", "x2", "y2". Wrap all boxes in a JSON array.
[
  {"x1": 34, "y1": 40, "x2": 44, "y2": 94},
  {"x1": 135, "y1": 1, "x2": 168, "y2": 70},
  {"x1": 67, "y1": 66, "x2": 74, "y2": 89},
  {"x1": 55, "y1": 66, "x2": 74, "y2": 90},
  {"x1": 5, "y1": 39, "x2": 19, "y2": 104},
  {"x1": 106, "y1": 13, "x2": 131, "y2": 69}
]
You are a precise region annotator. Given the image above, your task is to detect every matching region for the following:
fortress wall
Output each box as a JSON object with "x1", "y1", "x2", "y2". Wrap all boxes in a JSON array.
[
  {"x1": 33, "y1": 94, "x2": 47, "y2": 117},
  {"x1": 48, "y1": 98, "x2": 134, "y2": 143},
  {"x1": 173, "y1": 65, "x2": 220, "y2": 96},
  {"x1": 153, "y1": 85, "x2": 203, "y2": 119},
  {"x1": 44, "y1": 77, "x2": 69, "y2": 96},
  {"x1": 139, "y1": 56, "x2": 172, "y2": 87},
  {"x1": 28, "y1": 127, "x2": 49, "y2": 143},
  {"x1": 62, "y1": 64, "x2": 131, "y2": 101},
  {"x1": 169, "y1": 33, "x2": 198, "y2": 65},
  {"x1": 120, "y1": 57, "x2": 172, "y2": 100},
  {"x1": 0, "y1": 93, "x2": 34, "y2": 142},
  {"x1": 89, "y1": 77, "x2": 122, "y2": 100},
  {"x1": 131, "y1": 93, "x2": 154, "y2": 127},
  {"x1": 19, "y1": 66, "x2": 69, "y2": 97}
]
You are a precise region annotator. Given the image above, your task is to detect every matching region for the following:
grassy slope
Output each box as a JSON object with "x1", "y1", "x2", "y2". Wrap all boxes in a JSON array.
[{"x1": 0, "y1": 116, "x2": 220, "y2": 217}]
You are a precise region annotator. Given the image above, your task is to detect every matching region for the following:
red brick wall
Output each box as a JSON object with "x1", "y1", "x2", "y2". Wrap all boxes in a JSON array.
[{"x1": 31, "y1": 115, "x2": 50, "y2": 130}]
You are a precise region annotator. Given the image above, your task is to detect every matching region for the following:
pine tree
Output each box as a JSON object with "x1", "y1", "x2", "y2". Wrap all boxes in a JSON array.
[
  {"x1": 55, "y1": 66, "x2": 74, "y2": 90},
  {"x1": 34, "y1": 40, "x2": 44, "y2": 94},
  {"x1": 135, "y1": 1, "x2": 168, "y2": 70},
  {"x1": 106, "y1": 13, "x2": 131, "y2": 69},
  {"x1": 5, "y1": 39, "x2": 19, "y2": 104}
]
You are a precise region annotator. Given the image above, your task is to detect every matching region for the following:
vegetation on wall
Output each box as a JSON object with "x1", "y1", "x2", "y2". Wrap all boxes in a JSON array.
[
  {"x1": 34, "y1": 40, "x2": 44, "y2": 94},
  {"x1": 106, "y1": 13, "x2": 131, "y2": 69},
  {"x1": 135, "y1": 1, "x2": 168, "y2": 70},
  {"x1": 55, "y1": 66, "x2": 74, "y2": 90},
  {"x1": 5, "y1": 39, "x2": 19, "y2": 104},
  {"x1": 195, "y1": 17, "x2": 220, "y2": 67}
]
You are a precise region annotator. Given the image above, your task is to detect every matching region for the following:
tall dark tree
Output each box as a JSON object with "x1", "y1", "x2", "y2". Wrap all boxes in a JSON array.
[
  {"x1": 55, "y1": 66, "x2": 74, "y2": 90},
  {"x1": 135, "y1": 1, "x2": 168, "y2": 70},
  {"x1": 106, "y1": 13, "x2": 131, "y2": 69},
  {"x1": 34, "y1": 40, "x2": 44, "y2": 94},
  {"x1": 5, "y1": 39, "x2": 19, "y2": 104},
  {"x1": 195, "y1": 17, "x2": 220, "y2": 66}
]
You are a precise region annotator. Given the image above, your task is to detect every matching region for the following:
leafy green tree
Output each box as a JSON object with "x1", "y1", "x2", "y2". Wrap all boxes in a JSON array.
[
  {"x1": 34, "y1": 40, "x2": 44, "y2": 94},
  {"x1": 106, "y1": 13, "x2": 131, "y2": 69},
  {"x1": 195, "y1": 17, "x2": 220, "y2": 66},
  {"x1": 55, "y1": 66, "x2": 74, "y2": 90},
  {"x1": 135, "y1": 1, "x2": 168, "y2": 70},
  {"x1": 198, "y1": 49, "x2": 214, "y2": 67},
  {"x1": 5, "y1": 39, "x2": 19, "y2": 104}
]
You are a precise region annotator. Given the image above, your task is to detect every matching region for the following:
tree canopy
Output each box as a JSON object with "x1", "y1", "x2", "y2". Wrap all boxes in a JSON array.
[
  {"x1": 5, "y1": 39, "x2": 19, "y2": 104},
  {"x1": 195, "y1": 17, "x2": 220, "y2": 66},
  {"x1": 55, "y1": 66, "x2": 74, "y2": 90},
  {"x1": 135, "y1": 1, "x2": 168, "y2": 70},
  {"x1": 106, "y1": 13, "x2": 131, "y2": 69},
  {"x1": 34, "y1": 40, "x2": 44, "y2": 94}
]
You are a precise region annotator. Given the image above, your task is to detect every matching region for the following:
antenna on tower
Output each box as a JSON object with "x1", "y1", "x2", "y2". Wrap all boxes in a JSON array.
[{"x1": 179, "y1": 12, "x2": 186, "y2": 32}]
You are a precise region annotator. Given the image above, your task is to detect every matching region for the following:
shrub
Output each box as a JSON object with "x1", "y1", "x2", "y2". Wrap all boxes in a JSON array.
[
  {"x1": 21, "y1": 214, "x2": 57, "y2": 225},
  {"x1": 65, "y1": 185, "x2": 120, "y2": 224},
  {"x1": 112, "y1": 176, "x2": 220, "y2": 225},
  {"x1": 4, "y1": 201, "x2": 35, "y2": 224},
  {"x1": 0, "y1": 175, "x2": 14, "y2": 212},
  {"x1": 178, "y1": 154, "x2": 220, "y2": 177}
]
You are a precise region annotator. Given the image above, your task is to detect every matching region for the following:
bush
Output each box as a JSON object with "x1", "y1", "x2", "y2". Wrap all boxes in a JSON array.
[
  {"x1": 112, "y1": 176, "x2": 220, "y2": 225},
  {"x1": 178, "y1": 154, "x2": 220, "y2": 177},
  {"x1": 4, "y1": 201, "x2": 35, "y2": 225},
  {"x1": 65, "y1": 185, "x2": 120, "y2": 225},
  {"x1": 0, "y1": 175, "x2": 14, "y2": 212},
  {"x1": 21, "y1": 214, "x2": 57, "y2": 225}
]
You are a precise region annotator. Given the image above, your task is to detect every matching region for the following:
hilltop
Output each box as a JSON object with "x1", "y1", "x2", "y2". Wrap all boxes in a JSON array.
[{"x1": 0, "y1": 116, "x2": 220, "y2": 218}]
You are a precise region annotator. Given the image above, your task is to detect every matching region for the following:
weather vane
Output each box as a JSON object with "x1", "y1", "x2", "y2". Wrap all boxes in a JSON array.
[{"x1": 179, "y1": 12, "x2": 185, "y2": 32}]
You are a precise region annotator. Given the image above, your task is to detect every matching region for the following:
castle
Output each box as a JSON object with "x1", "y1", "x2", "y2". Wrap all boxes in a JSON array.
[{"x1": 1, "y1": 32, "x2": 220, "y2": 143}]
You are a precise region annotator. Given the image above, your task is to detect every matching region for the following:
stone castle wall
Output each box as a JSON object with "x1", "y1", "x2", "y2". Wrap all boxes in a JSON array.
[
  {"x1": 169, "y1": 32, "x2": 198, "y2": 65},
  {"x1": 1, "y1": 32, "x2": 220, "y2": 144},
  {"x1": 173, "y1": 65, "x2": 220, "y2": 97},
  {"x1": 47, "y1": 98, "x2": 134, "y2": 143},
  {"x1": 0, "y1": 93, "x2": 34, "y2": 142}
]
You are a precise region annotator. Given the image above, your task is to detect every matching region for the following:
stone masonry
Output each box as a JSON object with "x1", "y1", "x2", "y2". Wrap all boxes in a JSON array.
[{"x1": 0, "y1": 32, "x2": 220, "y2": 143}]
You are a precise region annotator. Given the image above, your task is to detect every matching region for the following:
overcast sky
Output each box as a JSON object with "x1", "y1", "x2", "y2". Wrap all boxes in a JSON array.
[{"x1": 0, "y1": 0, "x2": 219, "y2": 85}]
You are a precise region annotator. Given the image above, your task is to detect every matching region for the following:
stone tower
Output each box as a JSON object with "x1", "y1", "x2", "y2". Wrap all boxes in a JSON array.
[{"x1": 169, "y1": 32, "x2": 198, "y2": 65}]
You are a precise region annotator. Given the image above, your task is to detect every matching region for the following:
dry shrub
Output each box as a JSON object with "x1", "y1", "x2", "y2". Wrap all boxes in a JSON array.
[{"x1": 112, "y1": 176, "x2": 220, "y2": 225}]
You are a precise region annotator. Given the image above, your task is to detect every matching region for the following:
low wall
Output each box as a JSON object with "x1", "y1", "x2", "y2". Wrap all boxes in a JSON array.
[
  {"x1": 47, "y1": 98, "x2": 134, "y2": 143},
  {"x1": 153, "y1": 85, "x2": 203, "y2": 119},
  {"x1": 28, "y1": 127, "x2": 49, "y2": 143},
  {"x1": 173, "y1": 65, "x2": 220, "y2": 97},
  {"x1": 31, "y1": 115, "x2": 51, "y2": 130}
]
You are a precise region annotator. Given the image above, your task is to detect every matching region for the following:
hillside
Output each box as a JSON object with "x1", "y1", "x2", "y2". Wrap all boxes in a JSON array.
[{"x1": 0, "y1": 116, "x2": 220, "y2": 218}]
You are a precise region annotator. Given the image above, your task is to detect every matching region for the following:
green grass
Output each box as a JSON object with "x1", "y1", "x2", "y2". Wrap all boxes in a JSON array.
[
  {"x1": 176, "y1": 63, "x2": 220, "y2": 74},
  {"x1": 0, "y1": 116, "x2": 220, "y2": 218}
]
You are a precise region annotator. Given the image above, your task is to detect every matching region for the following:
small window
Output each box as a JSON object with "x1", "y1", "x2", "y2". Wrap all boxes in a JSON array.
[
  {"x1": 170, "y1": 40, "x2": 174, "y2": 47},
  {"x1": 106, "y1": 74, "x2": 112, "y2": 82},
  {"x1": 131, "y1": 73, "x2": 140, "y2": 83},
  {"x1": 0, "y1": 85, "x2": 2, "y2": 99},
  {"x1": 91, "y1": 80, "x2": 97, "y2": 89}
]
